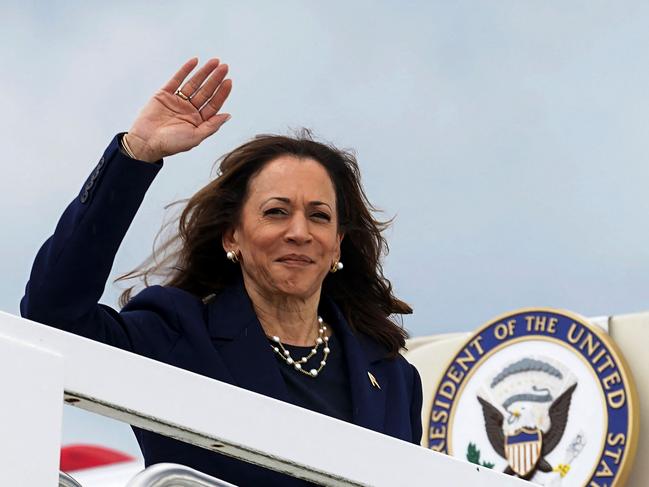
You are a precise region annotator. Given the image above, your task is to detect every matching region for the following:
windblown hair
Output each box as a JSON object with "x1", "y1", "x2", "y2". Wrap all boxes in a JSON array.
[{"x1": 118, "y1": 131, "x2": 412, "y2": 356}]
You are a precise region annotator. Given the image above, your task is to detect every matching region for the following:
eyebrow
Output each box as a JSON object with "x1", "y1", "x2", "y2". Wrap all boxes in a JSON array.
[{"x1": 260, "y1": 197, "x2": 333, "y2": 211}]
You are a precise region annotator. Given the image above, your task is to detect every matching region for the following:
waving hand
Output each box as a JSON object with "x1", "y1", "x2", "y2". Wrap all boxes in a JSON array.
[{"x1": 124, "y1": 58, "x2": 233, "y2": 162}]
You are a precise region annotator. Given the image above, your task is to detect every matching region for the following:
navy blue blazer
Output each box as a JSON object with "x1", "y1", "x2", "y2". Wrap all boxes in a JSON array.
[{"x1": 21, "y1": 135, "x2": 423, "y2": 486}]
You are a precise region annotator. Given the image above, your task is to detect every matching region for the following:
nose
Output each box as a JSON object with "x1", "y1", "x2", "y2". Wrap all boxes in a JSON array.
[{"x1": 284, "y1": 212, "x2": 312, "y2": 244}]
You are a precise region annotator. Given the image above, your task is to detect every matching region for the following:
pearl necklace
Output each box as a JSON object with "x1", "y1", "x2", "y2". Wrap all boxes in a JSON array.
[{"x1": 270, "y1": 316, "x2": 330, "y2": 378}]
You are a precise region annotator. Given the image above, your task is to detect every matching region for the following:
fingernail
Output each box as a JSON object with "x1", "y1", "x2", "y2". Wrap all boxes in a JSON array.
[{"x1": 224, "y1": 114, "x2": 232, "y2": 122}]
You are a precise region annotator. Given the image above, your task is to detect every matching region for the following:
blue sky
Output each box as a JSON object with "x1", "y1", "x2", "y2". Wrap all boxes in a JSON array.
[{"x1": 2, "y1": 0, "x2": 649, "y2": 458}]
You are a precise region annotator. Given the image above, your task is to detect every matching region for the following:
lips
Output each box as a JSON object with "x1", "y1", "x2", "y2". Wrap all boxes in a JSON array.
[{"x1": 276, "y1": 254, "x2": 314, "y2": 265}]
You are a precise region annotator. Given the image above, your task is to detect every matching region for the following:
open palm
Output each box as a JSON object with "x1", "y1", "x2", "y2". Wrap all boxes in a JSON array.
[{"x1": 126, "y1": 58, "x2": 232, "y2": 162}]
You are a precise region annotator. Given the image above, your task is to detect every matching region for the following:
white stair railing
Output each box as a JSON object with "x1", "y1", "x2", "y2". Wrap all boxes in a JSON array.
[{"x1": 0, "y1": 311, "x2": 529, "y2": 486}]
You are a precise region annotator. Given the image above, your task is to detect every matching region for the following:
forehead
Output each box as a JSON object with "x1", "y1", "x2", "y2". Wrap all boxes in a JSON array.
[{"x1": 246, "y1": 155, "x2": 336, "y2": 204}]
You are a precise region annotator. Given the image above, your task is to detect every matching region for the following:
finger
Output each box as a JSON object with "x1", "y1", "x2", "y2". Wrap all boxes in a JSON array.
[
  {"x1": 189, "y1": 63, "x2": 229, "y2": 109},
  {"x1": 195, "y1": 113, "x2": 232, "y2": 141},
  {"x1": 200, "y1": 79, "x2": 233, "y2": 121},
  {"x1": 160, "y1": 58, "x2": 199, "y2": 94},
  {"x1": 178, "y1": 58, "x2": 221, "y2": 100}
]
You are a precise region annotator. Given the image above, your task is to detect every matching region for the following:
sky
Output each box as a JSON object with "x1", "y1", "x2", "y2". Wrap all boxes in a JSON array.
[{"x1": 2, "y1": 0, "x2": 649, "y2": 459}]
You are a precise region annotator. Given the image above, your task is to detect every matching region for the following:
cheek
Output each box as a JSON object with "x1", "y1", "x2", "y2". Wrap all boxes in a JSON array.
[
  {"x1": 239, "y1": 225, "x2": 281, "y2": 262},
  {"x1": 243, "y1": 236, "x2": 273, "y2": 262}
]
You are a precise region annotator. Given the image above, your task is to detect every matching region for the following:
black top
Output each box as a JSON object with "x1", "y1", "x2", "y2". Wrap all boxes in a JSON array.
[{"x1": 270, "y1": 334, "x2": 353, "y2": 423}]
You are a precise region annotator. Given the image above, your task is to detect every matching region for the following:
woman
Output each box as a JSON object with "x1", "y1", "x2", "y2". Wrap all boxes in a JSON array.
[{"x1": 21, "y1": 58, "x2": 422, "y2": 486}]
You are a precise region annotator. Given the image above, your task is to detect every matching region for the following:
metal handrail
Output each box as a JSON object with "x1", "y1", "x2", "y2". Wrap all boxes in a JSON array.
[
  {"x1": 59, "y1": 471, "x2": 83, "y2": 487},
  {"x1": 126, "y1": 463, "x2": 237, "y2": 487}
]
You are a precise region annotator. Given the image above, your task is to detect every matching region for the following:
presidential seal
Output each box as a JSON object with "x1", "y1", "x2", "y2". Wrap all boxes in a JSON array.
[{"x1": 428, "y1": 309, "x2": 638, "y2": 486}]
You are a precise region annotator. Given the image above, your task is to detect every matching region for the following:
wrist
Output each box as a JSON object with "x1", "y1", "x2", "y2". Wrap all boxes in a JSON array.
[{"x1": 123, "y1": 133, "x2": 160, "y2": 163}]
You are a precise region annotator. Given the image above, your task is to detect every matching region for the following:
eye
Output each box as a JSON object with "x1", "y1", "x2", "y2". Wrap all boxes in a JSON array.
[
  {"x1": 263, "y1": 207, "x2": 288, "y2": 217},
  {"x1": 311, "y1": 211, "x2": 331, "y2": 222}
]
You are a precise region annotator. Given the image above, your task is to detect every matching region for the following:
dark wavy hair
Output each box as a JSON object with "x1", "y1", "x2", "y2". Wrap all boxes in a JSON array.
[{"x1": 118, "y1": 131, "x2": 412, "y2": 356}]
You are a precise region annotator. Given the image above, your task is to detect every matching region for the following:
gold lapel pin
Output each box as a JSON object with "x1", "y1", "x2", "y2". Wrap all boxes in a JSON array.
[{"x1": 367, "y1": 371, "x2": 381, "y2": 389}]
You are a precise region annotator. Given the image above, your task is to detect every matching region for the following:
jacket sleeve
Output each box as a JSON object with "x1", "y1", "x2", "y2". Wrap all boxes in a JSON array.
[
  {"x1": 410, "y1": 364, "x2": 424, "y2": 445},
  {"x1": 20, "y1": 134, "x2": 180, "y2": 356}
]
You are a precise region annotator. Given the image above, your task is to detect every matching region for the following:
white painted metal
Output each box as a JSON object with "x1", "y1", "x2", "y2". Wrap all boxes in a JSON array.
[
  {"x1": 0, "y1": 332, "x2": 64, "y2": 486},
  {"x1": 0, "y1": 311, "x2": 528, "y2": 486},
  {"x1": 587, "y1": 314, "x2": 610, "y2": 333},
  {"x1": 126, "y1": 463, "x2": 237, "y2": 486}
]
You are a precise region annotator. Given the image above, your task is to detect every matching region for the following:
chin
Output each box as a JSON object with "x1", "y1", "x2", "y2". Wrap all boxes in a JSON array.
[{"x1": 273, "y1": 276, "x2": 322, "y2": 299}]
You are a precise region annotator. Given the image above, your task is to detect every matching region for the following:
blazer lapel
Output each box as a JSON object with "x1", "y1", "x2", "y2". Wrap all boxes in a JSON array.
[
  {"x1": 205, "y1": 284, "x2": 389, "y2": 432},
  {"x1": 324, "y1": 298, "x2": 389, "y2": 433},
  {"x1": 206, "y1": 282, "x2": 290, "y2": 403}
]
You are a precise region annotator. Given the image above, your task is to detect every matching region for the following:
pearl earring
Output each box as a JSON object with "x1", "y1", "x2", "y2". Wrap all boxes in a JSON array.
[
  {"x1": 330, "y1": 260, "x2": 343, "y2": 273},
  {"x1": 226, "y1": 250, "x2": 239, "y2": 263}
]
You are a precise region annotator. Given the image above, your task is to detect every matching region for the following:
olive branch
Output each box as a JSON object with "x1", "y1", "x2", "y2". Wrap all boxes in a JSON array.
[{"x1": 466, "y1": 442, "x2": 495, "y2": 469}]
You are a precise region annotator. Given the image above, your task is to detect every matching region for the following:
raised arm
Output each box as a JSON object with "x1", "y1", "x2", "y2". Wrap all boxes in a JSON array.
[{"x1": 20, "y1": 58, "x2": 232, "y2": 355}]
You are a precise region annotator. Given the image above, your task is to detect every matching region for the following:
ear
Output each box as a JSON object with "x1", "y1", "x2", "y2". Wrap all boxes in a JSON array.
[
  {"x1": 222, "y1": 226, "x2": 238, "y2": 252},
  {"x1": 334, "y1": 232, "x2": 344, "y2": 261}
]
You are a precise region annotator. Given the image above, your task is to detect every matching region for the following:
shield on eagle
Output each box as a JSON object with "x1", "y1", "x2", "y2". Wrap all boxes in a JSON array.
[{"x1": 504, "y1": 427, "x2": 542, "y2": 477}]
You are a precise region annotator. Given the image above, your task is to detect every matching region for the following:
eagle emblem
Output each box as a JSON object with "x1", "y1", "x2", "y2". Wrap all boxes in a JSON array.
[
  {"x1": 427, "y1": 309, "x2": 638, "y2": 486},
  {"x1": 477, "y1": 357, "x2": 577, "y2": 480}
]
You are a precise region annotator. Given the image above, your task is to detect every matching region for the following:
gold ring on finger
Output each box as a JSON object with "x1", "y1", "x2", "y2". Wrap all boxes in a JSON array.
[{"x1": 175, "y1": 89, "x2": 190, "y2": 101}]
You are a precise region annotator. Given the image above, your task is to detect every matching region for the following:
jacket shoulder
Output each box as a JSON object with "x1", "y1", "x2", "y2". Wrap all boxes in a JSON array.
[
  {"x1": 392, "y1": 352, "x2": 421, "y2": 384},
  {"x1": 123, "y1": 285, "x2": 204, "y2": 317},
  {"x1": 117, "y1": 285, "x2": 207, "y2": 357}
]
